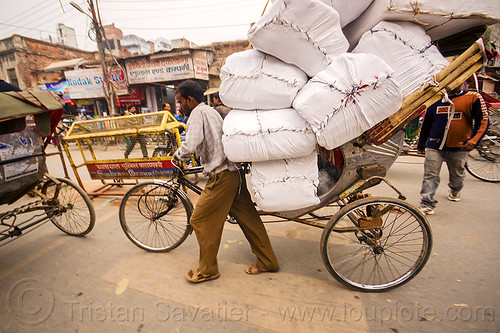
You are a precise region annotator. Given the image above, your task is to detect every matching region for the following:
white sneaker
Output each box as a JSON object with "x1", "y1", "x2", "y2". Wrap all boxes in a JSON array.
[
  {"x1": 448, "y1": 190, "x2": 461, "y2": 202},
  {"x1": 419, "y1": 204, "x2": 435, "y2": 215}
]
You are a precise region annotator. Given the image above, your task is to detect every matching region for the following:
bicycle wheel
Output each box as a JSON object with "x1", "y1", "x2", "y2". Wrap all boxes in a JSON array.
[
  {"x1": 119, "y1": 182, "x2": 192, "y2": 252},
  {"x1": 320, "y1": 197, "x2": 432, "y2": 292},
  {"x1": 465, "y1": 129, "x2": 500, "y2": 182},
  {"x1": 41, "y1": 178, "x2": 95, "y2": 236},
  {"x1": 308, "y1": 203, "x2": 340, "y2": 221},
  {"x1": 116, "y1": 136, "x2": 127, "y2": 150},
  {"x1": 96, "y1": 138, "x2": 108, "y2": 151}
]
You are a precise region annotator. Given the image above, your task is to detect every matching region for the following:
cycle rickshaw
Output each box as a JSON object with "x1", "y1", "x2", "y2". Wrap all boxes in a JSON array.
[
  {"x1": 0, "y1": 91, "x2": 95, "y2": 247},
  {"x1": 118, "y1": 42, "x2": 486, "y2": 292}
]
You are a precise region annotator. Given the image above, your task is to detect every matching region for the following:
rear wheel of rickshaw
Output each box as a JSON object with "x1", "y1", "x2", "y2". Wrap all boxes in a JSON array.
[
  {"x1": 41, "y1": 178, "x2": 95, "y2": 236},
  {"x1": 119, "y1": 182, "x2": 192, "y2": 252},
  {"x1": 320, "y1": 197, "x2": 432, "y2": 292}
]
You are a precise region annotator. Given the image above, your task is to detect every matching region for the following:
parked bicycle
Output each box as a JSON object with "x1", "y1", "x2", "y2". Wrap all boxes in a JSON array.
[{"x1": 465, "y1": 127, "x2": 500, "y2": 182}]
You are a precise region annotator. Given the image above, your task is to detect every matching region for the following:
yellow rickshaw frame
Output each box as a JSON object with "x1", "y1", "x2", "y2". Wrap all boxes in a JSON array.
[{"x1": 62, "y1": 111, "x2": 197, "y2": 196}]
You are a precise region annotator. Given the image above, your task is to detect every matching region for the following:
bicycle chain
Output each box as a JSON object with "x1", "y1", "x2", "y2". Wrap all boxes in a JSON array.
[{"x1": 0, "y1": 199, "x2": 53, "y2": 222}]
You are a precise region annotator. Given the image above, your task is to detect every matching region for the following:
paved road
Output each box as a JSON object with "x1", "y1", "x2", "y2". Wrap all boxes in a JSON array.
[{"x1": 0, "y1": 148, "x2": 498, "y2": 332}]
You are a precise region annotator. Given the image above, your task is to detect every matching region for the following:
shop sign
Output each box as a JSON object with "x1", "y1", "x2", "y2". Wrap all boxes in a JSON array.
[
  {"x1": 125, "y1": 56, "x2": 194, "y2": 84},
  {"x1": 86, "y1": 160, "x2": 175, "y2": 179},
  {"x1": 38, "y1": 81, "x2": 71, "y2": 101},
  {"x1": 110, "y1": 69, "x2": 129, "y2": 96},
  {"x1": 193, "y1": 50, "x2": 208, "y2": 80},
  {"x1": 65, "y1": 68, "x2": 128, "y2": 99},
  {"x1": 116, "y1": 87, "x2": 146, "y2": 106}
]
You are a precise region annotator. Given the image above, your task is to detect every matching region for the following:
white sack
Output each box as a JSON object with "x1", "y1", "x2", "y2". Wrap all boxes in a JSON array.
[
  {"x1": 317, "y1": 0, "x2": 373, "y2": 27},
  {"x1": 223, "y1": 108, "x2": 316, "y2": 162},
  {"x1": 293, "y1": 53, "x2": 403, "y2": 149},
  {"x1": 251, "y1": 152, "x2": 320, "y2": 212},
  {"x1": 353, "y1": 21, "x2": 449, "y2": 98},
  {"x1": 343, "y1": 0, "x2": 500, "y2": 49},
  {"x1": 219, "y1": 49, "x2": 308, "y2": 110},
  {"x1": 248, "y1": 0, "x2": 349, "y2": 77}
]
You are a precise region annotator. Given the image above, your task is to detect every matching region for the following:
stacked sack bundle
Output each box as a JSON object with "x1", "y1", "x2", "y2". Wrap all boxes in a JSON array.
[
  {"x1": 316, "y1": 0, "x2": 374, "y2": 28},
  {"x1": 247, "y1": 0, "x2": 349, "y2": 77},
  {"x1": 293, "y1": 53, "x2": 403, "y2": 149},
  {"x1": 219, "y1": 45, "x2": 320, "y2": 212},
  {"x1": 250, "y1": 152, "x2": 320, "y2": 212},
  {"x1": 219, "y1": 49, "x2": 308, "y2": 110},
  {"x1": 352, "y1": 21, "x2": 449, "y2": 98},
  {"x1": 219, "y1": 0, "x2": 450, "y2": 212},
  {"x1": 222, "y1": 108, "x2": 316, "y2": 162}
]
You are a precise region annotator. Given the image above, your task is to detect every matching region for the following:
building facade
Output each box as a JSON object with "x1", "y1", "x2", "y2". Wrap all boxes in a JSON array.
[
  {"x1": 122, "y1": 34, "x2": 152, "y2": 55},
  {"x1": 102, "y1": 23, "x2": 123, "y2": 57},
  {"x1": 119, "y1": 47, "x2": 214, "y2": 112},
  {"x1": 0, "y1": 34, "x2": 97, "y2": 90},
  {"x1": 57, "y1": 23, "x2": 78, "y2": 49},
  {"x1": 153, "y1": 37, "x2": 172, "y2": 52}
]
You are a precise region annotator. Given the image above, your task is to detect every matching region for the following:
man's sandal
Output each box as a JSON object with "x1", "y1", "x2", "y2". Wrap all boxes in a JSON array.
[
  {"x1": 245, "y1": 263, "x2": 279, "y2": 275},
  {"x1": 185, "y1": 268, "x2": 220, "y2": 283}
]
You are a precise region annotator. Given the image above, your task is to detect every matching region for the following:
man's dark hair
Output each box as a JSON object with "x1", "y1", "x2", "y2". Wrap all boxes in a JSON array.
[
  {"x1": 127, "y1": 105, "x2": 135, "y2": 110},
  {"x1": 176, "y1": 80, "x2": 204, "y2": 103},
  {"x1": 211, "y1": 92, "x2": 220, "y2": 103}
]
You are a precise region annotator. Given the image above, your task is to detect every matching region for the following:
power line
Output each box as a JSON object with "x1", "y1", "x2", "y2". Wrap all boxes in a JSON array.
[
  {"x1": 1, "y1": 0, "x2": 53, "y2": 25},
  {"x1": 102, "y1": 4, "x2": 260, "y2": 21},
  {"x1": 100, "y1": 0, "x2": 253, "y2": 3},
  {"x1": 120, "y1": 23, "x2": 252, "y2": 31},
  {"x1": 98, "y1": 0, "x2": 256, "y2": 11},
  {"x1": 1, "y1": 1, "x2": 85, "y2": 37},
  {"x1": 0, "y1": 22, "x2": 89, "y2": 38}
]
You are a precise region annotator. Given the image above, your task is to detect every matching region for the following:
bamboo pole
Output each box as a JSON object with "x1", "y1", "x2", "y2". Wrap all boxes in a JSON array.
[
  {"x1": 366, "y1": 42, "x2": 485, "y2": 144},
  {"x1": 397, "y1": 43, "x2": 481, "y2": 111}
]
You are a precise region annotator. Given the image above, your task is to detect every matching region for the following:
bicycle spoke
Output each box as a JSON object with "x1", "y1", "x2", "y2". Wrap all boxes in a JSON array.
[
  {"x1": 120, "y1": 183, "x2": 191, "y2": 252},
  {"x1": 321, "y1": 197, "x2": 432, "y2": 291}
]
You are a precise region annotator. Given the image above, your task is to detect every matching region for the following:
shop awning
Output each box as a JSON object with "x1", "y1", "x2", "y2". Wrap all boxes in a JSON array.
[
  {"x1": 204, "y1": 87, "x2": 219, "y2": 96},
  {"x1": 43, "y1": 58, "x2": 87, "y2": 72}
]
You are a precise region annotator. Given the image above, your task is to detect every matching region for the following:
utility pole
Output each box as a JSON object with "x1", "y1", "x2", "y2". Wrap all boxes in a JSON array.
[{"x1": 71, "y1": 0, "x2": 118, "y2": 116}]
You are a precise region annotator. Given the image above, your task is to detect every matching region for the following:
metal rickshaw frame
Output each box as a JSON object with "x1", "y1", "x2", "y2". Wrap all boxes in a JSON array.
[{"x1": 61, "y1": 111, "x2": 197, "y2": 197}]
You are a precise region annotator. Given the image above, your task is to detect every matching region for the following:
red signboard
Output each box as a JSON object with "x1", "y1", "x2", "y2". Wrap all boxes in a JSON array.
[{"x1": 86, "y1": 159, "x2": 175, "y2": 179}]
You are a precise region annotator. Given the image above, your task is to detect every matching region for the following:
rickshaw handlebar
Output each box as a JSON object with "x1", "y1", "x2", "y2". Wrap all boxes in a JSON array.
[{"x1": 171, "y1": 159, "x2": 204, "y2": 176}]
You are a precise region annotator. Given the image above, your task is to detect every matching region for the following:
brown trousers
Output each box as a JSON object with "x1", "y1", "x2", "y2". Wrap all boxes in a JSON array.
[{"x1": 190, "y1": 169, "x2": 279, "y2": 275}]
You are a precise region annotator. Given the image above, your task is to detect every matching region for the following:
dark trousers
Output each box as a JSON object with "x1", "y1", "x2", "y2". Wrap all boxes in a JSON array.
[
  {"x1": 190, "y1": 169, "x2": 279, "y2": 275},
  {"x1": 124, "y1": 134, "x2": 148, "y2": 158}
]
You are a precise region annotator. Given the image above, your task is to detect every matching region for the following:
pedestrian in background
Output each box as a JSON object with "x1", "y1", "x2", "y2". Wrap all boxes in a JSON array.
[
  {"x1": 417, "y1": 82, "x2": 488, "y2": 215},
  {"x1": 211, "y1": 92, "x2": 231, "y2": 119},
  {"x1": 124, "y1": 105, "x2": 148, "y2": 159},
  {"x1": 173, "y1": 80, "x2": 279, "y2": 283},
  {"x1": 162, "y1": 103, "x2": 171, "y2": 112}
]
